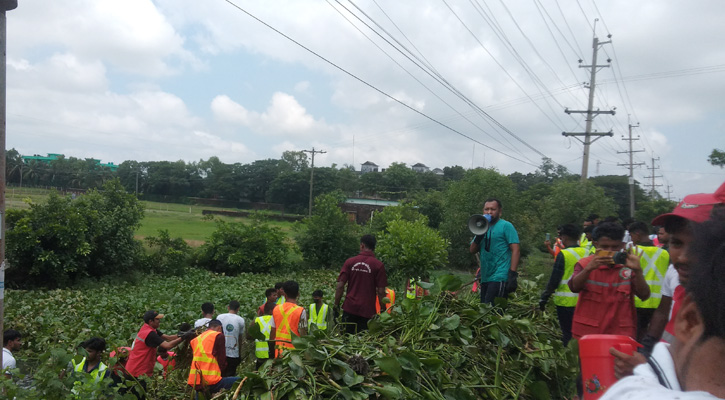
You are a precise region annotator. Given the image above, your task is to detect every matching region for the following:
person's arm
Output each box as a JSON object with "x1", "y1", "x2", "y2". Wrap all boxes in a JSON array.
[
  {"x1": 569, "y1": 257, "x2": 606, "y2": 293},
  {"x1": 545, "y1": 240, "x2": 556, "y2": 257},
  {"x1": 159, "y1": 337, "x2": 184, "y2": 350},
  {"x1": 298, "y1": 310, "x2": 308, "y2": 337},
  {"x1": 212, "y1": 334, "x2": 227, "y2": 372},
  {"x1": 334, "y1": 281, "x2": 346, "y2": 308},
  {"x1": 626, "y1": 253, "x2": 650, "y2": 301},
  {"x1": 376, "y1": 287, "x2": 387, "y2": 310},
  {"x1": 470, "y1": 237, "x2": 482, "y2": 254},
  {"x1": 509, "y1": 243, "x2": 520, "y2": 272},
  {"x1": 160, "y1": 333, "x2": 179, "y2": 341},
  {"x1": 540, "y1": 253, "x2": 566, "y2": 307}
]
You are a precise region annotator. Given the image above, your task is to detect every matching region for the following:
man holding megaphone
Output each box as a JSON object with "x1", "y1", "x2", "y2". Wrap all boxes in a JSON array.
[{"x1": 469, "y1": 198, "x2": 521, "y2": 305}]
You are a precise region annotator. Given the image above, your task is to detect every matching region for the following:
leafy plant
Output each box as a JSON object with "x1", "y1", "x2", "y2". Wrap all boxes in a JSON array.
[
  {"x1": 296, "y1": 191, "x2": 359, "y2": 268},
  {"x1": 196, "y1": 214, "x2": 289, "y2": 274},
  {"x1": 143, "y1": 229, "x2": 193, "y2": 274}
]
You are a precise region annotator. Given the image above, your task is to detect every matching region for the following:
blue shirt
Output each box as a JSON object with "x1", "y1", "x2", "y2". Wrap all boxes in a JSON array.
[{"x1": 474, "y1": 219, "x2": 519, "y2": 282}]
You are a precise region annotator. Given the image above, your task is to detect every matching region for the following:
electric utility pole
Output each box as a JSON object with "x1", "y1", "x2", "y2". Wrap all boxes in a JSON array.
[
  {"x1": 618, "y1": 122, "x2": 644, "y2": 218},
  {"x1": 665, "y1": 184, "x2": 673, "y2": 201},
  {"x1": 563, "y1": 28, "x2": 615, "y2": 182},
  {"x1": 303, "y1": 147, "x2": 326, "y2": 216},
  {"x1": 644, "y1": 156, "x2": 663, "y2": 196},
  {"x1": 0, "y1": 0, "x2": 18, "y2": 371}
]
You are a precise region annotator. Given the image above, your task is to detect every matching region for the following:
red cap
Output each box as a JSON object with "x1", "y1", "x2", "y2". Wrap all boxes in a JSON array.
[{"x1": 652, "y1": 181, "x2": 725, "y2": 225}]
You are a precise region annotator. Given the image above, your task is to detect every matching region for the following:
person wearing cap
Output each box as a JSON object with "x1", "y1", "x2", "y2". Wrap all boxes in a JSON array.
[
  {"x1": 125, "y1": 310, "x2": 188, "y2": 378},
  {"x1": 601, "y1": 206, "x2": 725, "y2": 399},
  {"x1": 188, "y1": 319, "x2": 239, "y2": 395},
  {"x1": 609, "y1": 182, "x2": 725, "y2": 378}
]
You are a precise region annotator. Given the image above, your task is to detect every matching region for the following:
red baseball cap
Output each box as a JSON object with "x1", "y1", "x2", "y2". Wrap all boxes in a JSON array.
[{"x1": 652, "y1": 181, "x2": 725, "y2": 225}]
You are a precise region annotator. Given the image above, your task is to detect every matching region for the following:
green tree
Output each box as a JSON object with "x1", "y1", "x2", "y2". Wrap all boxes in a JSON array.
[
  {"x1": 381, "y1": 162, "x2": 420, "y2": 199},
  {"x1": 635, "y1": 199, "x2": 678, "y2": 225},
  {"x1": 538, "y1": 180, "x2": 618, "y2": 234},
  {"x1": 368, "y1": 203, "x2": 427, "y2": 234},
  {"x1": 589, "y1": 175, "x2": 647, "y2": 218},
  {"x1": 196, "y1": 214, "x2": 289, "y2": 274},
  {"x1": 281, "y1": 150, "x2": 309, "y2": 172},
  {"x1": 443, "y1": 165, "x2": 466, "y2": 181},
  {"x1": 376, "y1": 218, "x2": 448, "y2": 286},
  {"x1": 708, "y1": 148, "x2": 725, "y2": 168},
  {"x1": 296, "y1": 191, "x2": 359, "y2": 268}
]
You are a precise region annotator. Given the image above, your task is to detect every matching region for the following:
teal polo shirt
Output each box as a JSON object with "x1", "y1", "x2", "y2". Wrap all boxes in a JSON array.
[{"x1": 473, "y1": 219, "x2": 519, "y2": 282}]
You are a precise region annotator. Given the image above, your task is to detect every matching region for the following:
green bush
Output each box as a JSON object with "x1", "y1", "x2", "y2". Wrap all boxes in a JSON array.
[
  {"x1": 368, "y1": 202, "x2": 427, "y2": 234},
  {"x1": 143, "y1": 229, "x2": 193, "y2": 274},
  {"x1": 296, "y1": 191, "x2": 359, "y2": 268},
  {"x1": 196, "y1": 214, "x2": 288, "y2": 274},
  {"x1": 5, "y1": 179, "x2": 144, "y2": 287},
  {"x1": 376, "y1": 218, "x2": 448, "y2": 286}
]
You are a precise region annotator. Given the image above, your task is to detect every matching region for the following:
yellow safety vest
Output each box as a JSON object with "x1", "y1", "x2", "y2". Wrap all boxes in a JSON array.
[
  {"x1": 553, "y1": 247, "x2": 588, "y2": 307},
  {"x1": 407, "y1": 277, "x2": 421, "y2": 299},
  {"x1": 580, "y1": 233, "x2": 589, "y2": 248},
  {"x1": 254, "y1": 316, "x2": 273, "y2": 359},
  {"x1": 71, "y1": 358, "x2": 107, "y2": 383},
  {"x1": 276, "y1": 296, "x2": 286, "y2": 305},
  {"x1": 309, "y1": 303, "x2": 328, "y2": 330},
  {"x1": 633, "y1": 245, "x2": 670, "y2": 309}
]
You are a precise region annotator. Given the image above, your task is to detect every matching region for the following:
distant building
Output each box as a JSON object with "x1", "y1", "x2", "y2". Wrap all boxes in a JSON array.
[
  {"x1": 21, "y1": 153, "x2": 119, "y2": 171},
  {"x1": 360, "y1": 161, "x2": 379, "y2": 173},
  {"x1": 411, "y1": 163, "x2": 429, "y2": 173},
  {"x1": 431, "y1": 168, "x2": 444, "y2": 176},
  {"x1": 340, "y1": 198, "x2": 399, "y2": 224}
]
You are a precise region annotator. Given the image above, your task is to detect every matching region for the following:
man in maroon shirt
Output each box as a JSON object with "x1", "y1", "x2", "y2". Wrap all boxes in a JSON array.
[{"x1": 334, "y1": 234, "x2": 387, "y2": 334}]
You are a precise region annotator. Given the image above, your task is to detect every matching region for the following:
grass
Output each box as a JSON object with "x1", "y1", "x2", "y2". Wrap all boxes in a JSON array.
[{"x1": 5, "y1": 186, "x2": 298, "y2": 245}]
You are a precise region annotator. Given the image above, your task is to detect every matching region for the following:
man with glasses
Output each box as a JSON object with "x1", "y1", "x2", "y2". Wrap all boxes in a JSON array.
[{"x1": 470, "y1": 198, "x2": 520, "y2": 305}]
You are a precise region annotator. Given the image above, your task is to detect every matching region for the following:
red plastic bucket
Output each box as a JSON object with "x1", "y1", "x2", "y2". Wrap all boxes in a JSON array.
[{"x1": 579, "y1": 334, "x2": 641, "y2": 399}]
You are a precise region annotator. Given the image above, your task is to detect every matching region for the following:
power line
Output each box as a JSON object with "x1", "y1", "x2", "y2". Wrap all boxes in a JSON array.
[{"x1": 220, "y1": 0, "x2": 540, "y2": 167}]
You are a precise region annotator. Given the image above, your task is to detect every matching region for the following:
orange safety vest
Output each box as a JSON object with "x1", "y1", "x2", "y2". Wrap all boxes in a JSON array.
[
  {"x1": 273, "y1": 302, "x2": 303, "y2": 358},
  {"x1": 375, "y1": 288, "x2": 396, "y2": 314},
  {"x1": 187, "y1": 330, "x2": 222, "y2": 387}
]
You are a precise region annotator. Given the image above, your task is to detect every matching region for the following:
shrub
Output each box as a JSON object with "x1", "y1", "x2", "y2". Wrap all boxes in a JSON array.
[
  {"x1": 143, "y1": 229, "x2": 193, "y2": 274},
  {"x1": 368, "y1": 202, "x2": 427, "y2": 234},
  {"x1": 196, "y1": 214, "x2": 288, "y2": 274},
  {"x1": 376, "y1": 218, "x2": 448, "y2": 286},
  {"x1": 5, "y1": 179, "x2": 144, "y2": 287},
  {"x1": 296, "y1": 191, "x2": 359, "y2": 268}
]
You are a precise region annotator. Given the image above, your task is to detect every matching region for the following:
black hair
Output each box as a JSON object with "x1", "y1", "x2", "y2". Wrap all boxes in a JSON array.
[
  {"x1": 583, "y1": 225, "x2": 595, "y2": 234},
  {"x1": 80, "y1": 337, "x2": 106, "y2": 352},
  {"x1": 627, "y1": 221, "x2": 650, "y2": 235},
  {"x1": 208, "y1": 319, "x2": 222, "y2": 328},
  {"x1": 263, "y1": 302, "x2": 276, "y2": 315},
  {"x1": 664, "y1": 216, "x2": 692, "y2": 235},
  {"x1": 586, "y1": 213, "x2": 600, "y2": 222},
  {"x1": 201, "y1": 302, "x2": 214, "y2": 314},
  {"x1": 312, "y1": 289, "x2": 324, "y2": 298},
  {"x1": 622, "y1": 217, "x2": 635, "y2": 228},
  {"x1": 3, "y1": 329, "x2": 21, "y2": 346},
  {"x1": 228, "y1": 300, "x2": 240, "y2": 311},
  {"x1": 686, "y1": 208, "x2": 725, "y2": 338},
  {"x1": 361, "y1": 234, "x2": 377, "y2": 251},
  {"x1": 592, "y1": 222, "x2": 625, "y2": 242},
  {"x1": 265, "y1": 288, "x2": 276, "y2": 297},
  {"x1": 484, "y1": 198, "x2": 502, "y2": 208},
  {"x1": 559, "y1": 223, "x2": 581, "y2": 240},
  {"x1": 282, "y1": 280, "x2": 300, "y2": 299},
  {"x1": 274, "y1": 282, "x2": 284, "y2": 290}
]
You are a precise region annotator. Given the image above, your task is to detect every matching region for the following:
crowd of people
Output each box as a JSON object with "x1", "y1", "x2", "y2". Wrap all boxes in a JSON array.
[{"x1": 3, "y1": 183, "x2": 725, "y2": 399}]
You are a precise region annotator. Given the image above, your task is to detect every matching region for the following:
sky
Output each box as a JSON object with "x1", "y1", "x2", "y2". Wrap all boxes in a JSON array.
[{"x1": 5, "y1": 0, "x2": 725, "y2": 200}]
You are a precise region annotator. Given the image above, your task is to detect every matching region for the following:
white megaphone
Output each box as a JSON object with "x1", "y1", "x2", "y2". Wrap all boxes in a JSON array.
[{"x1": 468, "y1": 214, "x2": 492, "y2": 235}]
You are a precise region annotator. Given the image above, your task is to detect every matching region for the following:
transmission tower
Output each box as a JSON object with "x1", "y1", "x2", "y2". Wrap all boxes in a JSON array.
[
  {"x1": 617, "y1": 123, "x2": 645, "y2": 217},
  {"x1": 644, "y1": 156, "x2": 663, "y2": 196}
]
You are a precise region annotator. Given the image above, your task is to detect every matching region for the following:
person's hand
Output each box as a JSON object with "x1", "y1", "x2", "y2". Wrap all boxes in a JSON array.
[
  {"x1": 181, "y1": 330, "x2": 197, "y2": 342},
  {"x1": 473, "y1": 234, "x2": 485, "y2": 245},
  {"x1": 625, "y1": 252, "x2": 642, "y2": 273},
  {"x1": 538, "y1": 298, "x2": 547, "y2": 311},
  {"x1": 333, "y1": 306, "x2": 340, "y2": 321},
  {"x1": 544, "y1": 239, "x2": 551, "y2": 247},
  {"x1": 609, "y1": 347, "x2": 646, "y2": 379},
  {"x1": 505, "y1": 270, "x2": 518, "y2": 294},
  {"x1": 587, "y1": 255, "x2": 611, "y2": 271}
]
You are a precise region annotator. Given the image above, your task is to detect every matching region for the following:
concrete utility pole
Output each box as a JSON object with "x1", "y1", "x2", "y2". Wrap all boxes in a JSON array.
[
  {"x1": 644, "y1": 156, "x2": 663, "y2": 196},
  {"x1": 618, "y1": 123, "x2": 645, "y2": 218},
  {"x1": 0, "y1": 0, "x2": 18, "y2": 371},
  {"x1": 302, "y1": 147, "x2": 326, "y2": 216},
  {"x1": 665, "y1": 184, "x2": 673, "y2": 201},
  {"x1": 563, "y1": 29, "x2": 615, "y2": 182}
]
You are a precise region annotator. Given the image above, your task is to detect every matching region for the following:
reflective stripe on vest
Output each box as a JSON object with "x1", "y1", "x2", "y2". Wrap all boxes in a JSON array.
[
  {"x1": 254, "y1": 316, "x2": 272, "y2": 359},
  {"x1": 125, "y1": 323, "x2": 157, "y2": 377},
  {"x1": 187, "y1": 330, "x2": 222, "y2": 386},
  {"x1": 274, "y1": 303, "x2": 303, "y2": 357},
  {"x1": 553, "y1": 247, "x2": 588, "y2": 307},
  {"x1": 309, "y1": 303, "x2": 328, "y2": 330},
  {"x1": 72, "y1": 358, "x2": 108, "y2": 383},
  {"x1": 633, "y1": 246, "x2": 670, "y2": 309}
]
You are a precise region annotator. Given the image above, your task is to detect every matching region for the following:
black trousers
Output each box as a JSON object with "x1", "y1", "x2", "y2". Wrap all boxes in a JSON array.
[
  {"x1": 636, "y1": 307, "x2": 656, "y2": 341},
  {"x1": 556, "y1": 306, "x2": 575, "y2": 346},
  {"x1": 480, "y1": 281, "x2": 506, "y2": 305},
  {"x1": 222, "y1": 357, "x2": 240, "y2": 377},
  {"x1": 341, "y1": 311, "x2": 370, "y2": 334}
]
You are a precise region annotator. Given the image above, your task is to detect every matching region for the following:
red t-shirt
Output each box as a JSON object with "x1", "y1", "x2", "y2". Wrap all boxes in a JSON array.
[{"x1": 338, "y1": 250, "x2": 388, "y2": 319}]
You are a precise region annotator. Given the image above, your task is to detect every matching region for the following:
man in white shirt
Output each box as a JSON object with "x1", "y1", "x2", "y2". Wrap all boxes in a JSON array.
[
  {"x1": 601, "y1": 205, "x2": 725, "y2": 399},
  {"x1": 194, "y1": 302, "x2": 215, "y2": 328},
  {"x1": 216, "y1": 300, "x2": 245, "y2": 377},
  {"x1": 3, "y1": 329, "x2": 22, "y2": 374}
]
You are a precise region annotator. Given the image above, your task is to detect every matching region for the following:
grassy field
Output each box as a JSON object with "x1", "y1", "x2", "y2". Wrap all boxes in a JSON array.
[{"x1": 5, "y1": 186, "x2": 298, "y2": 245}]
